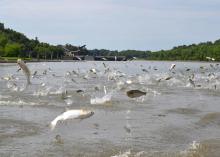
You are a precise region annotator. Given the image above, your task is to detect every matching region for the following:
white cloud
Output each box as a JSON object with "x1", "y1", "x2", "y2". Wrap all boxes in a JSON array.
[{"x1": 1, "y1": 0, "x2": 220, "y2": 50}]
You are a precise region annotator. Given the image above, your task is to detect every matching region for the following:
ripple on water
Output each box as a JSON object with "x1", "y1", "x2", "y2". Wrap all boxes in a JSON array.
[
  {"x1": 1, "y1": 61, "x2": 220, "y2": 156},
  {"x1": 197, "y1": 112, "x2": 220, "y2": 127},
  {"x1": 0, "y1": 100, "x2": 40, "y2": 106},
  {"x1": 110, "y1": 139, "x2": 220, "y2": 157},
  {"x1": 167, "y1": 108, "x2": 201, "y2": 115},
  {"x1": 0, "y1": 118, "x2": 40, "y2": 143}
]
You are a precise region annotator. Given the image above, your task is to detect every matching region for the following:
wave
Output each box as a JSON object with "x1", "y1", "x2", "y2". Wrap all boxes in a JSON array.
[
  {"x1": 197, "y1": 112, "x2": 220, "y2": 127},
  {"x1": 167, "y1": 108, "x2": 201, "y2": 115},
  {"x1": 0, "y1": 100, "x2": 38, "y2": 106}
]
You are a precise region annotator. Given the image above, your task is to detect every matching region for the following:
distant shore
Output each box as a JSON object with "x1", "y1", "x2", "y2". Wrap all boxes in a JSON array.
[
  {"x1": 1, "y1": 59, "x2": 219, "y2": 64},
  {"x1": 0, "y1": 59, "x2": 85, "y2": 63}
]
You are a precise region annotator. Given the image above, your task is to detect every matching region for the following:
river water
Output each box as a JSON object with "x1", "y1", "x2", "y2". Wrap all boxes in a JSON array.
[{"x1": 0, "y1": 61, "x2": 220, "y2": 157}]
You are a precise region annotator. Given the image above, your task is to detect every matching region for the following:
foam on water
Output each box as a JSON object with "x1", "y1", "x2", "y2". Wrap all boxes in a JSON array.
[
  {"x1": 110, "y1": 141, "x2": 204, "y2": 157},
  {"x1": 111, "y1": 150, "x2": 131, "y2": 157}
]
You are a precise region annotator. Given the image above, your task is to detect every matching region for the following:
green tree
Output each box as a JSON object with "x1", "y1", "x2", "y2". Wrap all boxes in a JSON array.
[
  {"x1": 0, "y1": 34, "x2": 8, "y2": 56},
  {"x1": 4, "y1": 43, "x2": 23, "y2": 57},
  {"x1": 0, "y1": 34, "x2": 8, "y2": 47}
]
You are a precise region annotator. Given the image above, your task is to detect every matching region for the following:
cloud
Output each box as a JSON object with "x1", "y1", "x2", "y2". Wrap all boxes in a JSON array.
[{"x1": 1, "y1": 0, "x2": 220, "y2": 50}]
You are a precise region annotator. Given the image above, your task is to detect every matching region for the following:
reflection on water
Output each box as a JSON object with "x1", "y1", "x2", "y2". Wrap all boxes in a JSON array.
[{"x1": 0, "y1": 61, "x2": 220, "y2": 156}]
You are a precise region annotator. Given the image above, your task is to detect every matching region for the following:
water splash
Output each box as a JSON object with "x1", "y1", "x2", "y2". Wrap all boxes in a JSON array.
[{"x1": 90, "y1": 94, "x2": 112, "y2": 105}]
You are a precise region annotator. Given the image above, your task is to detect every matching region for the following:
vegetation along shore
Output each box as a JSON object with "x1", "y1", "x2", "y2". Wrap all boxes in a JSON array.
[{"x1": 0, "y1": 22, "x2": 220, "y2": 62}]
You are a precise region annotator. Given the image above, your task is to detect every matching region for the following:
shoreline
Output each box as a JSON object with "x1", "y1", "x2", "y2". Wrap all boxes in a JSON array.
[
  {"x1": 0, "y1": 59, "x2": 84, "y2": 63},
  {"x1": 0, "y1": 59, "x2": 219, "y2": 63}
]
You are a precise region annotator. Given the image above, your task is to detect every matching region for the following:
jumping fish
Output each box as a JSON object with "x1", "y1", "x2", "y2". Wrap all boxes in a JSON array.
[
  {"x1": 72, "y1": 70, "x2": 79, "y2": 76},
  {"x1": 169, "y1": 64, "x2": 176, "y2": 71},
  {"x1": 43, "y1": 70, "x2": 47, "y2": 75},
  {"x1": 142, "y1": 69, "x2": 149, "y2": 73},
  {"x1": 76, "y1": 89, "x2": 84, "y2": 93},
  {"x1": 102, "y1": 57, "x2": 107, "y2": 61},
  {"x1": 32, "y1": 71, "x2": 37, "y2": 77},
  {"x1": 90, "y1": 68, "x2": 97, "y2": 74},
  {"x1": 126, "y1": 90, "x2": 146, "y2": 98},
  {"x1": 189, "y1": 78, "x2": 195, "y2": 87},
  {"x1": 206, "y1": 56, "x2": 215, "y2": 61},
  {"x1": 17, "y1": 59, "x2": 31, "y2": 84},
  {"x1": 50, "y1": 109, "x2": 94, "y2": 130},
  {"x1": 103, "y1": 62, "x2": 107, "y2": 68},
  {"x1": 165, "y1": 76, "x2": 173, "y2": 80}
]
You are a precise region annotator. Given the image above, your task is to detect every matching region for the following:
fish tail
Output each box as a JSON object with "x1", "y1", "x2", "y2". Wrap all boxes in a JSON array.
[
  {"x1": 50, "y1": 121, "x2": 56, "y2": 131},
  {"x1": 50, "y1": 116, "x2": 61, "y2": 131},
  {"x1": 27, "y1": 75, "x2": 31, "y2": 85}
]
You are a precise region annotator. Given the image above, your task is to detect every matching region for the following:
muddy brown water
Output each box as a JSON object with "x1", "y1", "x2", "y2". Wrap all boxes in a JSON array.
[{"x1": 0, "y1": 61, "x2": 220, "y2": 157}]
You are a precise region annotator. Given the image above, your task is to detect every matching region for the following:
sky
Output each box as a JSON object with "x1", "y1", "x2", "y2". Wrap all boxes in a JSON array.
[{"x1": 0, "y1": 0, "x2": 220, "y2": 51}]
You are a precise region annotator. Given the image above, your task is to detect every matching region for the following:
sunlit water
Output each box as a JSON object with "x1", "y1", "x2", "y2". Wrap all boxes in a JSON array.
[{"x1": 1, "y1": 61, "x2": 220, "y2": 157}]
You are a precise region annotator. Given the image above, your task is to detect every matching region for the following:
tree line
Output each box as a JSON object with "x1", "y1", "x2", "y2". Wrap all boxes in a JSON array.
[
  {"x1": 147, "y1": 41, "x2": 220, "y2": 61},
  {"x1": 0, "y1": 22, "x2": 64, "y2": 59},
  {"x1": 1, "y1": 22, "x2": 220, "y2": 61},
  {"x1": 88, "y1": 42, "x2": 220, "y2": 61}
]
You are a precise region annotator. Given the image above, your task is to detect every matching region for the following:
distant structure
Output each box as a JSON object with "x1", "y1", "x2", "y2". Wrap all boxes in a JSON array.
[
  {"x1": 62, "y1": 46, "x2": 80, "y2": 57},
  {"x1": 0, "y1": 23, "x2": 4, "y2": 30},
  {"x1": 62, "y1": 45, "x2": 127, "y2": 61}
]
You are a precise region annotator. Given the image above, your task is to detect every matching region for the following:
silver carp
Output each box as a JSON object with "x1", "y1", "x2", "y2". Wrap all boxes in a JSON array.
[
  {"x1": 126, "y1": 90, "x2": 146, "y2": 98},
  {"x1": 50, "y1": 109, "x2": 94, "y2": 130},
  {"x1": 17, "y1": 59, "x2": 31, "y2": 84}
]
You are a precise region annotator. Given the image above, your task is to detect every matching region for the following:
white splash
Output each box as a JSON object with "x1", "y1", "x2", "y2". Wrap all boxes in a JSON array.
[
  {"x1": 64, "y1": 99, "x2": 73, "y2": 105},
  {"x1": 180, "y1": 141, "x2": 201, "y2": 156},
  {"x1": 90, "y1": 94, "x2": 112, "y2": 105},
  {"x1": 111, "y1": 150, "x2": 131, "y2": 157}
]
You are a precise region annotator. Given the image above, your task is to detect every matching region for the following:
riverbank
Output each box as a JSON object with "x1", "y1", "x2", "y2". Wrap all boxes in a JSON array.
[
  {"x1": 0, "y1": 57, "x2": 85, "y2": 63},
  {"x1": 0, "y1": 60, "x2": 84, "y2": 63},
  {"x1": 0, "y1": 59, "x2": 51, "y2": 63},
  {"x1": 0, "y1": 57, "x2": 219, "y2": 63}
]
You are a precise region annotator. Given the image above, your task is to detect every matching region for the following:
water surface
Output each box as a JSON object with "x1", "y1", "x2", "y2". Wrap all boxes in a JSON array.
[{"x1": 0, "y1": 61, "x2": 220, "y2": 157}]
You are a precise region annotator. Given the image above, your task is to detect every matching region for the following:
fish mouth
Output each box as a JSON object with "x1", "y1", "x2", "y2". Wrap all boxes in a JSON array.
[{"x1": 78, "y1": 111, "x2": 94, "y2": 119}]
